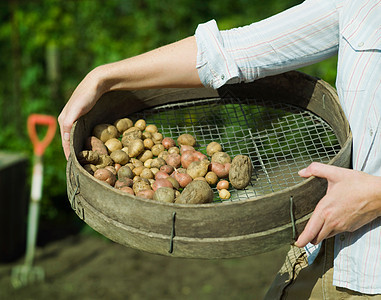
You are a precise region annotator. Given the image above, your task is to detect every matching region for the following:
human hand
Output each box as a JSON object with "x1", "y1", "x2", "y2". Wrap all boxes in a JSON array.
[
  {"x1": 58, "y1": 69, "x2": 104, "y2": 159},
  {"x1": 295, "y1": 162, "x2": 381, "y2": 248}
]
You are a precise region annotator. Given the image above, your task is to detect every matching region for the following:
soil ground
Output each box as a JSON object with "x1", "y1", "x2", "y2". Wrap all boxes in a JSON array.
[{"x1": 0, "y1": 220, "x2": 289, "y2": 300}]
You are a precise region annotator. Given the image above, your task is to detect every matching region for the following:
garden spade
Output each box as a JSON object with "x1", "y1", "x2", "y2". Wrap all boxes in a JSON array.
[{"x1": 11, "y1": 114, "x2": 56, "y2": 289}]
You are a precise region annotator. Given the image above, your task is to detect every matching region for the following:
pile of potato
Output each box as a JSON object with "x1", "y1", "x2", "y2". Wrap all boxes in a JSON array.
[{"x1": 77, "y1": 117, "x2": 252, "y2": 204}]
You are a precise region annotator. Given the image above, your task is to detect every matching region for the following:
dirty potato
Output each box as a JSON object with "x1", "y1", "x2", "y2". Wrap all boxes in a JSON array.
[
  {"x1": 206, "y1": 142, "x2": 222, "y2": 157},
  {"x1": 94, "y1": 168, "x2": 116, "y2": 186},
  {"x1": 229, "y1": 155, "x2": 253, "y2": 189},
  {"x1": 114, "y1": 118, "x2": 133, "y2": 133},
  {"x1": 211, "y1": 151, "x2": 231, "y2": 164},
  {"x1": 95, "y1": 155, "x2": 114, "y2": 169},
  {"x1": 186, "y1": 160, "x2": 210, "y2": 179},
  {"x1": 78, "y1": 150, "x2": 99, "y2": 165},
  {"x1": 93, "y1": 124, "x2": 119, "y2": 142},
  {"x1": 117, "y1": 165, "x2": 134, "y2": 179},
  {"x1": 177, "y1": 133, "x2": 196, "y2": 147},
  {"x1": 105, "y1": 138, "x2": 123, "y2": 153},
  {"x1": 110, "y1": 149, "x2": 129, "y2": 165},
  {"x1": 86, "y1": 136, "x2": 108, "y2": 155},
  {"x1": 153, "y1": 187, "x2": 175, "y2": 203},
  {"x1": 128, "y1": 139, "x2": 145, "y2": 158},
  {"x1": 176, "y1": 180, "x2": 214, "y2": 204}
]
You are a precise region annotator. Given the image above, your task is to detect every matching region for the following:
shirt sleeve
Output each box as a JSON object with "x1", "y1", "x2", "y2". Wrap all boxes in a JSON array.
[{"x1": 195, "y1": 0, "x2": 340, "y2": 89}]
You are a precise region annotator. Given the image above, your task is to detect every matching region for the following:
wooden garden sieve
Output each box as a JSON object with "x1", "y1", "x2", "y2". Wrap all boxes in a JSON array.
[{"x1": 66, "y1": 71, "x2": 352, "y2": 259}]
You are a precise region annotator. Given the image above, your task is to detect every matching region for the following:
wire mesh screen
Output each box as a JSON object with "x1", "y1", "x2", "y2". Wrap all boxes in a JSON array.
[{"x1": 129, "y1": 96, "x2": 341, "y2": 202}]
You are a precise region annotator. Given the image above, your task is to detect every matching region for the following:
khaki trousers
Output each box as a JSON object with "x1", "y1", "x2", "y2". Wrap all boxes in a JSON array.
[{"x1": 264, "y1": 238, "x2": 381, "y2": 300}]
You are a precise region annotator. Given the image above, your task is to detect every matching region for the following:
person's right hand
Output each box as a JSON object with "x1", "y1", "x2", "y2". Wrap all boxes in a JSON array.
[{"x1": 58, "y1": 68, "x2": 104, "y2": 160}]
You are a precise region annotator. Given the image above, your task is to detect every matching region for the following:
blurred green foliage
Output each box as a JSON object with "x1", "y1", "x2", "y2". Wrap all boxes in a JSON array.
[{"x1": 0, "y1": 0, "x2": 338, "y2": 221}]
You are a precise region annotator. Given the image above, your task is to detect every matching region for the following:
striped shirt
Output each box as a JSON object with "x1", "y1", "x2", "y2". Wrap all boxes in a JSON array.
[{"x1": 195, "y1": 0, "x2": 381, "y2": 294}]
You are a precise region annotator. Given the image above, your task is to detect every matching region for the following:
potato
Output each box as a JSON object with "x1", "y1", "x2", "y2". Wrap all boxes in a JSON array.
[
  {"x1": 138, "y1": 150, "x2": 153, "y2": 163},
  {"x1": 105, "y1": 138, "x2": 122, "y2": 153},
  {"x1": 115, "y1": 177, "x2": 134, "y2": 189},
  {"x1": 114, "y1": 118, "x2": 133, "y2": 133},
  {"x1": 145, "y1": 124, "x2": 158, "y2": 133},
  {"x1": 180, "y1": 145, "x2": 195, "y2": 154},
  {"x1": 94, "y1": 168, "x2": 116, "y2": 186},
  {"x1": 167, "y1": 146, "x2": 180, "y2": 155},
  {"x1": 95, "y1": 155, "x2": 114, "y2": 169},
  {"x1": 205, "y1": 171, "x2": 218, "y2": 185},
  {"x1": 177, "y1": 133, "x2": 196, "y2": 147},
  {"x1": 117, "y1": 165, "x2": 134, "y2": 179},
  {"x1": 180, "y1": 150, "x2": 197, "y2": 169},
  {"x1": 211, "y1": 152, "x2": 231, "y2": 164},
  {"x1": 153, "y1": 187, "x2": 175, "y2": 203},
  {"x1": 133, "y1": 180, "x2": 152, "y2": 194},
  {"x1": 83, "y1": 164, "x2": 97, "y2": 175},
  {"x1": 152, "y1": 132, "x2": 163, "y2": 144},
  {"x1": 150, "y1": 167, "x2": 160, "y2": 176},
  {"x1": 165, "y1": 153, "x2": 181, "y2": 169},
  {"x1": 136, "y1": 189, "x2": 155, "y2": 199},
  {"x1": 158, "y1": 151, "x2": 169, "y2": 161},
  {"x1": 142, "y1": 131, "x2": 152, "y2": 139},
  {"x1": 78, "y1": 150, "x2": 99, "y2": 165},
  {"x1": 194, "y1": 177, "x2": 207, "y2": 181},
  {"x1": 181, "y1": 150, "x2": 207, "y2": 169},
  {"x1": 173, "y1": 167, "x2": 187, "y2": 174},
  {"x1": 119, "y1": 186, "x2": 134, "y2": 195},
  {"x1": 144, "y1": 158, "x2": 153, "y2": 168},
  {"x1": 132, "y1": 166, "x2": 144, "y2": 177},
  {"x1": 123, "y1": 126, "x2": 142, "y2": 136},
  {"x1": 206, "y1": 142, "x2": 222, "y2": 157},
  {"x1": 130, "y1": 158, "x2": 143, "y2": 168},
  {"x1": 105, "y1": 166, "x2": 117, "y2": 176},
  {"x1": 229, "y1": 155, "x2": 252, "y2": 189},
  {"x1": 122, "y1": 130, "x2": 143, "y2": 147},
  {"x1": 216, "y1": 180, "x2": 229, "y2": 190},
  {"x1": 93, "y1": 124, "x2": 119, "y2": 142},
  {"x1": 219, "y1": 189, "x2": 231, "y2": 200},
  {"x1": 133, "y1": 175, "x2": 141, "y2": 183},
  {"x1": 143, "y1": 138, "x2": 154, "y2": 149},
  {"x1": 152, "y1": 178, "x2": 173, "y2": 191},
  {"x1": 151, "y1": 144, "x2": 165, "y2": 156},
  {"x1": 187, "y1": 160, "x2": 210, "y2": 179},
  {"x1": 150, "y1": 157, "x2": 166, "y2": 169},
  {"x1": 162, "y1": 137, "x2": 176, "y2": 149},
  {"x1": 194, "y1": 151, "x2": 208, "y2": 162},
  {"x1": 173, "y1": 171, "x2": 193, "y2": 188},
  {"x1": 86, "y1": 136, "x2": 108, "y2": 155},
  {"x1": 167, "y1": 177, "x2": 180, "y2": 190},
  {"x1": 110, "y1": 149, "x2": 129, "y2": 165},
  {"x1": 134, "y1": 119, "x2": 146, "y2": 131},
  {"x1": 176, "y1": 180, "x2": 214, "y2": 204},
  {"x1": 114, "y1": 164, "x2": 121, "y2": 173},
  {"x1": 209, "y1": 162, "x2": 230, "y2": 178},
  {"x1": 155, "y1": 170, "x2": 170, "y2": 180},
  {"x1": 140, "y1": 168, "x2": 154, "y2": 180},
  {"x1": 128, "y1": 139, "x2": 145, "y2": 158},
  {"x1": 160, "y1": 164, "x2": 174, "y2": 175}
]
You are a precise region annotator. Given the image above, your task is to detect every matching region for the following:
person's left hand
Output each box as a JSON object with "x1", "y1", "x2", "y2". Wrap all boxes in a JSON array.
[{"x1": 295, "y1": 162, "x2": 381, "y2": 247}]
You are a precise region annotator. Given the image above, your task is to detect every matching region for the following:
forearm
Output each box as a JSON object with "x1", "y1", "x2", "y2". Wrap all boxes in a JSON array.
[
  {"x1": 196, "y1": 0, "x2": 340, "y2": 88},
  {"x1": 59, "y1": 36, "x2": 202, "y2": 159},
  {"x1": 95, "y1": 36, "x2": 202, "y2": 94}
]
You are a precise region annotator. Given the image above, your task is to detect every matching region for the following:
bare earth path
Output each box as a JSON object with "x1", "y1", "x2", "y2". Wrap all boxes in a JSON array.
[{"x1": 0, "y1": 229, "x2": 289, "y2": 300}]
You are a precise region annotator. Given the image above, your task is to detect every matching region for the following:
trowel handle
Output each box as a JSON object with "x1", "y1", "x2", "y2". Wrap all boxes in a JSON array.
[{"x1": 27, "y1": 114, "x2": 57, "y2": 156}]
